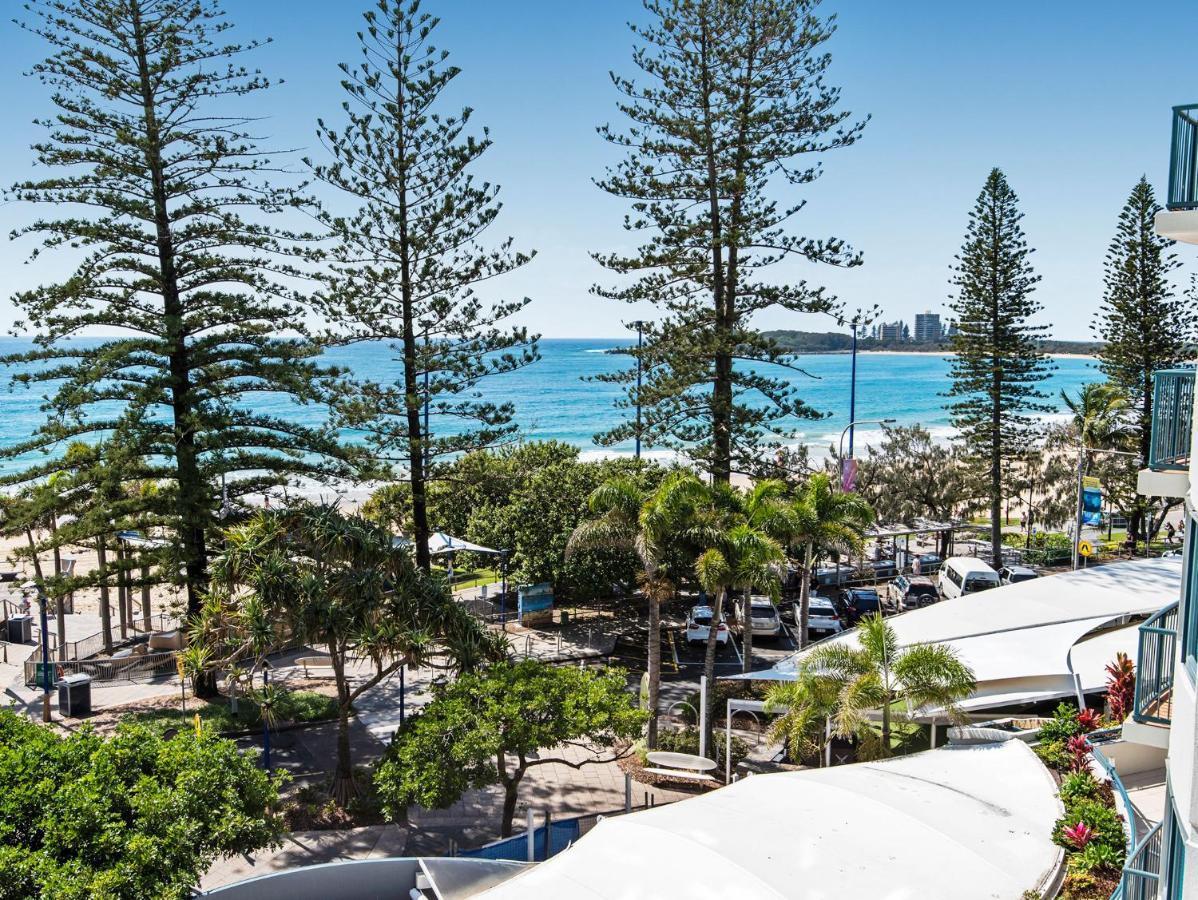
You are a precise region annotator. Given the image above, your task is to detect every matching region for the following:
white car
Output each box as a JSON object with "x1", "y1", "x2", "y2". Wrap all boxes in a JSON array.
[
  {"x1": 797, "y1": 595, "x2": 843, "y2": 638},
  {"x1": 736, "y1": 595, "x2": 782, "y2": 639},
  {"x1": 685, "y1": 605, "x2": 729, "y2": 646}
]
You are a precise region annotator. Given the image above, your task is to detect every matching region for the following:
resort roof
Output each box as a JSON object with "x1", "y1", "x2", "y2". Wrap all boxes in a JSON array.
[
  {"x1": 730, "y1": 555, "x2": 1181, "y2": 716},
  {"x1": 475, "y1": 741, "x2": 1062, "y2": 900}
]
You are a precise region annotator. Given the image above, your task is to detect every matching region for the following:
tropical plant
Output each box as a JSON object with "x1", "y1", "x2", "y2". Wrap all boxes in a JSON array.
[
  {"x1": 0, "y1": 709, "x2": 281, "y2": 899},
  {"x1": 796, "y1": 613, "x2": 975, "y2": 758},
  {"x1": 1059, "y1": 771, "x2": 1103, "y2": 806},
  {"x1": 694, "y1": 520, "x2": 785, "y2": 751},
  {"x1": 1105, "y1": 652, "x2": 1136, "y2": 723},
  {"x1": 194, "y1": 503, "x2": 505, "y2": 803},
  {"x1": 764, "y1": 671, "x2": 841, "y2": 766},
  {"x1": 568, "y1": 470, "x2": 709, "y2": 748},
  {"x1": 946, "y1": 168, "x2": 1052, "y2": 565},
  {"x1": 374, "y1": 659, "x2": 646, "y2": 837},
  {"x1": 790, "y1": 472, "x2": 875, "y2": 647},
  {"x1": 1061, "y1": 383, "x2": 1131, "y2": 451},
  {"x1": 592, "y1": 0, "x2": 866, "y2": 482},
  {"x1": 309, "y1": 0, "x2": 537, "y2": 572},
  {"x1": 1062, "y1": 822, "x2": 1095, "y2": 850}
]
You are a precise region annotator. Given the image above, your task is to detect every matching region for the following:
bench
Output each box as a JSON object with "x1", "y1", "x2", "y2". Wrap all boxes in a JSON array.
[
  {"x1": 642, "y1": 767, "x2": 716, "y2": 783},
  {"x1": 296, "y1": 656, "x2": 335, "y2": 678}
]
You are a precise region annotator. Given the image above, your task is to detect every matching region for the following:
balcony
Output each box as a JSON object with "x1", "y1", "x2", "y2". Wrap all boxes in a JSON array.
[
  {"x1": 1132, "y1": 601, "x2": 1179, "y2": 730},
  {"x1": 1155, "y1": 105, "x2": 1198, "y2": 243},
  {"x1": 1137, "y1": 370, "x2": 1193, "y2": 498}
]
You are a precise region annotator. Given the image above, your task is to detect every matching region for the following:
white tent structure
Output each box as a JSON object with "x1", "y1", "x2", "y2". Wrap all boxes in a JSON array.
[
  {"x1": 477, "y1": 741, "x2": 1062, "y2": 900},
  {"x1": 730, "y1": 556, "x2": 1182, "y2": 718},
  {"x1": 392, "y1": 532, "x2": 502, "y2": 557}
]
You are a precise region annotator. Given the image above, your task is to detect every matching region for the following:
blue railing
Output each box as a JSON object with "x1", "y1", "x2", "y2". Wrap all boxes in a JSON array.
[
  {"x1": 1134, "y1": 601, "x2": 1180, "y2": 725},
  {"x1": 1149, "y1": 370, "x2": 1194, "y2": 471},
  {"x1": 1118, "y1": 821, "x2": 1164, "y2": 900},
  {"x1": 1169, "y1": 105, "x2": 1198, "y2": 211},
  {"x1": 457, "y1": 818, "x2": 582, "y2": 862}
]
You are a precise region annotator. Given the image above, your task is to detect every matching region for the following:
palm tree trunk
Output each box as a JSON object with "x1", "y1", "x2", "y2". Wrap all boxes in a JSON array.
[
  {"x1": 799, "y1": 543, "x2": 814, "y2": 648},
  {"x1": 740, "y1": 588, "x2": 753, "y2": 674},
  {"x1": 701, "y1": 587, "x2": 726, "y2": 755},
  {"x1": 647, "y1": 588, "x2": 661, "y2": 749}
]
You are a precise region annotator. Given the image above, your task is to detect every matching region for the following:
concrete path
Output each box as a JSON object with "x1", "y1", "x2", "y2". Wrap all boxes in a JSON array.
[{"x1": 200, "y1": 825, "x2": 408, "y2": 892}]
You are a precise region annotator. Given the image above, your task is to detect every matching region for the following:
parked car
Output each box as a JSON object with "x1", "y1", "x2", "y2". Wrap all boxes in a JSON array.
[
  {"x1": 937, "y1": 557, "x2": 1001, "y2": 599},
  {"x1": 998, "y1": 565, "x2": 1039, "y2": 586},
  {"x1": 839, "y1": 587, "x2": 883, "y2": 624},
  {"x1": 685, "y1": 605, "x2": 729, "y2": 646},
  {"x1": 799, "y1": 595, "x2": 844, "y2": 639},
  {"x1": 735, "y1": 595, "x2": 783, "y2": 639},
  {"x1": 888, "y1": 574, "x2": 939, "y2": 611},
  {"x1": 812, "y1": 563, "x2": 857, "y2": 588}
]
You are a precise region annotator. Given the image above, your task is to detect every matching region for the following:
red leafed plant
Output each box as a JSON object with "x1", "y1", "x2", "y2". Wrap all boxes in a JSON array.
[
  {"x1": 1062, "y1": 821, "x2": 1094, "y2": 849},
  {"x1": 1105, "y1": 652, "x2": 1136, "y2": 723},
  {"x1": 1066, "y1": 735, "x2": 1092, "y2": 773},
  {"x1": 1076, "y1": 708, "x2": 1102, "y2": 733}
]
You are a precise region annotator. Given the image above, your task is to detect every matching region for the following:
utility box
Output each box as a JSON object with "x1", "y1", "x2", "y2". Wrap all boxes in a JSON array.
[
  {"x1": 58, "y1": 673, "x2": 92, "y2": 718},
  {"x1": 6, "y1": 614, "x2": 32, "y2": 643}
]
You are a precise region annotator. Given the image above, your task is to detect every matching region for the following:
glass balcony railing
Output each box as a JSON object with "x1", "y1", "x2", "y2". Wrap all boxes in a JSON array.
[
  {"x1": 1133, "y1": 601, "x2": 1179, "y2": 726},
  {"x1": 1169, "y1": 104, "x2": 1198, "y2": 211},
  {"x1": 1149, "y1": 370, "x2": 1194, "y2": 471}
]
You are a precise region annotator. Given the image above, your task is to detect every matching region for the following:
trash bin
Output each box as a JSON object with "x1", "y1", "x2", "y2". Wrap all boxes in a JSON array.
[
  {"x1": 560, "y1": 610, "x2": 570, "y2": 626},
  {"x1": 58, "y1": 673, "x2": 92, "y2": 718},
  {"x1": 6, "y1": 614, "x2": 32, "y2": 643}
]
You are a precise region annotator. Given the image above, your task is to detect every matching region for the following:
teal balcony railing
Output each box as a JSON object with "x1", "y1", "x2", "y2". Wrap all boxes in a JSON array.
[
  {"x1": 1149, "y1": 370, "x2": 1194, "y2": 471},
  {"x1": 1133, "y1": 601, "x2": 1179, "y2": 726},
  {"x1": 1117, "y1": 821, "x2": 1163, "y2": 900},
  {"x1": 1169, "y1": 105, "x2": 1198, "y2": 211}
]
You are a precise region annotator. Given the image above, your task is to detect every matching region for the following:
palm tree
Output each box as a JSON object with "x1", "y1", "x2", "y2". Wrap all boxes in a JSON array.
[
  {"x1": 774, "y1": 613, "x2": 974, "y2": 760},
  {"x1": 762, "y1": 671, "x2": 840, "y2": 766},
  {"x1": 568, "y1": 471, "x2": 710, "y2": 748},
  {"x1": 694, "y1": 521, "x2": 784, "y2": 754},
  {"x1": 792, "y1": 473, "x2": 874, "y2": 648},
  {"x1": 1061, "y1": 382, "x2": 1131, "y2": 453},
  {"x1": 740, "y1": 479, "x2": 800, "y2": 672}
]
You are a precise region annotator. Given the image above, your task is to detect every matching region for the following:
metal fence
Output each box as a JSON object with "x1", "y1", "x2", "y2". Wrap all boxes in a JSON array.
[
  {"x1": 1116, "y1": 821, "x2": 1163, "y2": 900},
  {"x1": 1133, "y1": 601, "x2": 1179, "y2": 726},
  {"x1": 1168, "y1": 104, "x2": 1198, "y2": 211},
  {"x1": 1150, "y1": 369, "x2": 1194, "y2": 470},
  {"x1": 455, "y1": 807, "x2": 642, "y2": 863},
  {"x1": 23, "y1": 650, "x2": 179, "y2": 687}
]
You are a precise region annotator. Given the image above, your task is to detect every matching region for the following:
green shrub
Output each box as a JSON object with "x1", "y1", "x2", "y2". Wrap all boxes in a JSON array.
[
  {"x1": 1059, "y1": 771, "x2": 1102, "y2": 805},
  {"x1": 129, "y1": 689, "x2": 337, "y2": 734},
  {"x1": 1069, "y1": 841, "x2": 1124, "y2": 873},
  {"x1": 272, "y1": 690, "x2": 339, "y2": 722},
  {"x1": 1034, "y1": 739, "x2": 1072, "y2": 771},
  {"x1": 1036, "y1": 702, "x2": 1083, "y2": 743},
  {"x1": 1052, "y1": 799, "x2": 1126, "y2": 853}
]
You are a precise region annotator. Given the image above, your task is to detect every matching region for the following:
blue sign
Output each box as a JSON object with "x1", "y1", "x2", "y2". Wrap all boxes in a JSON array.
[
  {"x1": 518, "y1": 583, "x2": 554, "y2": 622},
  {"x1": 1082, "y1": 485, "x2": 1103, "y2": 527}
]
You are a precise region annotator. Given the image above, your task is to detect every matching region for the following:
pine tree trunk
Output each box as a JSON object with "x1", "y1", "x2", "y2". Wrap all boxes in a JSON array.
[
  {"x1": 990, "y1": 370, "x2": 1003, "y2": 565},
  {"x1": 49, "y1": 520, "x2": 65, "y2": 660}
]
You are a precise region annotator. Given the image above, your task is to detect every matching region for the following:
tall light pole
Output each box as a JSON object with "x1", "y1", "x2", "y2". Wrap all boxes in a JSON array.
[
  {"x1": 838, "y1": 418, "x2": 895, "y2": 491},
  {"x1": 848, "y1": 322, "x2": 859, "y2": 457},
  {"x1": 633, "y1": 321, "x2": 644, "y2": 461},
  {"x1": 35, "y1": 583, "x2": 51, "y2": 723}
]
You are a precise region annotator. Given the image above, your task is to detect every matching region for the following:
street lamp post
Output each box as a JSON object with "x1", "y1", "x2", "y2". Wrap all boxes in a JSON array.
[
  {"x1": 37, "y1": 585, "x2": 51, "y2": 723},
  {"x1": 261, "y1": 661, "x2": 272, "y2": 772},
  {"x1": 633, "y1": 321, "x2": 644, "y2": 461},
  {"x1": 848, "y1": 322, "x2": 859, "y2": 457}
]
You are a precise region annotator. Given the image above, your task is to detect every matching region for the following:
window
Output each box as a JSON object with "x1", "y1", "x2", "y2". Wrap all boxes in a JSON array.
[{"x1": 1183, "y1": 515, "x2": 1198, "y2": 677}]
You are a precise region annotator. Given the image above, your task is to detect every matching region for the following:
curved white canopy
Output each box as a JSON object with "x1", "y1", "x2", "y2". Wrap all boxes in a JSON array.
[
  {"x1": 477, "y1": 741, "x2": 1061, "y2": 900},
  {"x1": 731, "y1": 557, "x2": 1180, "y2": 716}
]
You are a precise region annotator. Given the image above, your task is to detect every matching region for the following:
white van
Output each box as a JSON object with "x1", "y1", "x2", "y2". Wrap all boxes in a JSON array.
[{"x1": 937, "y1": 557, "x2": 1001, "y2": 599}]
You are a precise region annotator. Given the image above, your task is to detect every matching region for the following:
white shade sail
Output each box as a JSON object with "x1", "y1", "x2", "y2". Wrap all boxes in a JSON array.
[{"x1": 477, "y1": 741, "x2": 1061, "y2": 900}]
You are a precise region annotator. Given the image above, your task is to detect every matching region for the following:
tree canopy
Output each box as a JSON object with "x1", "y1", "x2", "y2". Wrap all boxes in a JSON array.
[
  {"x1": 0, "y1": 710, "x2": 280, "y2": 899},
  {"x1": 374, "y1": 659, "x2": 645, "y2": 836}
]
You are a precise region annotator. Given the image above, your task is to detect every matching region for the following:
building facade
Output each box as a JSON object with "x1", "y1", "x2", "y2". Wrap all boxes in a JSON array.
[
  {"x1": 914, "y1": 311, "x2": 942, "y2": 343},
  {"x1": 1113, "y1": 101, "x2": 1198, "y2": 900}
]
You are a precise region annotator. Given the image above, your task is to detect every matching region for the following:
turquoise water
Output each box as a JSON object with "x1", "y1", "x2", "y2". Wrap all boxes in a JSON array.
[{"x1": 0, "y1": 337, "x2": 1098, "y2": 475}]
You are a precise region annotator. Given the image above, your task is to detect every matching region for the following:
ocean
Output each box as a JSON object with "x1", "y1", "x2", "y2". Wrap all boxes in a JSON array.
[{"x1": 0, "y1": 337, "x2": 1099, "y2": 477}]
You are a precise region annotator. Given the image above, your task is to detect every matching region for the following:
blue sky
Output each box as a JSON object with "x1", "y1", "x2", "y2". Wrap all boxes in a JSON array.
[{"x1": 0, "y1": 0, "x2": 1194, "y2": 340}]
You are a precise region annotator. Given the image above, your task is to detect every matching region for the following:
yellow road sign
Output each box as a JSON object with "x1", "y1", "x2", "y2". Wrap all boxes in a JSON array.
[{"x1": 1078, "y1": 540, "x2": 1094, "y2": 558}]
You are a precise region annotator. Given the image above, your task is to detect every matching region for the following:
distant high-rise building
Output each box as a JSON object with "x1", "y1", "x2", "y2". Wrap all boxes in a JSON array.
[
  {"x1": 914, "y1": 312, "x2": 942, "y2": 343},
  {"x1": 879, "y1": 321, "x2": 904, "y2": 343}
]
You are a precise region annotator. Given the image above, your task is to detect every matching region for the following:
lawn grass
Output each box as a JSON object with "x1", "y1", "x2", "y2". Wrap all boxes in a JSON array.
[{"x1": 437, "y1": 565, "x2": 499, "y2": 591}]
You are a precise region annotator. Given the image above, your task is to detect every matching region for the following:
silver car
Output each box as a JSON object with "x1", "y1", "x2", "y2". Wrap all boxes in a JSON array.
[
  {"x1": 737, "y1": 596, "x2": 782, "y2": 639},
  {"x1": 799, "y1": 596, "x2": 843, "y2": 638}
]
